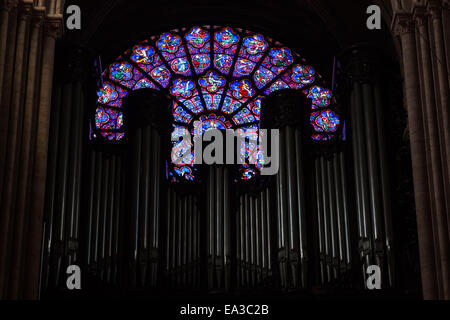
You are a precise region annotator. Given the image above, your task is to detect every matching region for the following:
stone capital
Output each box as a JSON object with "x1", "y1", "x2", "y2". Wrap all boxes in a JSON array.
[
  {"x1": 43, "y1": 13, "x2": 63, "y2": 39},
  {"x1": 392, "y1": 12, "x2": 416, "y2": 36},
  {"x1": 31, "y1": 7, "x2": 45, "y2": 28},
  {"x1": 428, "y1": 0, "x2": 443, "y2": 18},
  {"x1": 17, "y1": 0, "x2": 33, "y2": 19},
  {"x1": 413, "y1": 6, "x2": 430, "y2": 26}
]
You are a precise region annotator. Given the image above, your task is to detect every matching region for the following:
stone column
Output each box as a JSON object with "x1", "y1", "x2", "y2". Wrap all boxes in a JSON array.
[
  {"x1": 414, "y1": 5, "x2": 450, "y2": 299},
  {"x1": 429, "y1": 0, "x2": 450, "y2": 188},
  {"x1": 0, "y1": 4, "x2": 33, "y2": 297},
  {"x1": 9, "y1": 7, "x2": 45, "y2": 298},
  {"x1": 392, "y1": 12, "x2": 439, "y2": 299}
]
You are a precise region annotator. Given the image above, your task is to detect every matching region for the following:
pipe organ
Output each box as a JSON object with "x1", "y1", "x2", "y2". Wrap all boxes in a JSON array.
[
  {"x1": 39, "y1": 45, "x2": 397, "y2": 298},
  {"x1": 313, "y1": 152, "x2": 352, "y2": 286},
  {"x1": 236, "y1": 188, "x2": 273, "y2": 290},
  {"x1": 342, "y1": 45, "x2": 394, "y2": 288},
  {"x1": 261, "y1": 91, "x2": 309, "y2": 290},
  {"x1": 165, "y1": 188, "x2": 201, "y2": 289}
]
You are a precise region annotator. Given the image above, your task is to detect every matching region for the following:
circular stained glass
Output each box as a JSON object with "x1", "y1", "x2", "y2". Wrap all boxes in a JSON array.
[{"x1": 93, "y1": 25, "x2": 340, "y2": 181}]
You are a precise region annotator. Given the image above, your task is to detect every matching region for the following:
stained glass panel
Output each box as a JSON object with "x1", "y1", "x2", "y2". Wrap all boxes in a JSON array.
[{"x1": 93, "y1": 25, "x2": 341, "y2": 182}]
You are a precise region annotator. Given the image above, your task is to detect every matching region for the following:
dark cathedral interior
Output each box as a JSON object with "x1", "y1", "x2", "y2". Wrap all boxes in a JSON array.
[{"x1": 0, "y1": 0, "x2": 450, "y2": 306}]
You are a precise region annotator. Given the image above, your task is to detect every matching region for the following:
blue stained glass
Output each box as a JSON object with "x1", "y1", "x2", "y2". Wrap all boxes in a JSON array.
[
  {"x1": 95, "y1": 25, "x2": 339, "y2": 149},
  {"x1": 110, "y1": 62, "x2": 133, "y2": 81},
  {"x1": 203, "y1": 91, "x2": 223, "y2": 110},
  {"x1": 253, "y1": 68, "x2": 274, "y2": 89},
  {"x1": 132, "y1": 78, "x2": 158, "y2": 90},
  {"x1": 215, "y1": 27, "x2": 239, "y2": 48},
  {"x1": 233, "y1": 59, "x2": 256, "y2": 77},
  {"x1": 173, "y1": 102, "x2": 193, "y2": 123},
  {"x1": 151, "y1": 66, "x2": 171, "y2": 87},
  {"x1": 170, "y1": 57, "x2": 191, "y2": 76},
  {"x1": 214, "y1": 54, "x2": 233, "y2": 74},
  {"x1": 186, "y1": 27, "x2": 210, "y2": 48},
  {"x1": 171, "y1": 78, "x2": 196, "y2": 98},
  {"x1": 292, "y1": 65, "x2": 315, "y2": 84},
  {"x1": 183, "y1": 96, "x2": 204, "y2": 114},
  {"x1": 97, "y1": 83, "x2": 118, "y2": 104},
  {"x1": 192, "y1": 54, "x2": 210, "y2": 74},
  {"x1": 308, "y1": 86, "x2": 332, "y2": 108},
  {"x1": 310, "y1": 110, "x2": 340, "y2": 132},
  {"x1": 221, "y1": 95, "x2": 242, "y2": 114},
  {"x1": 131, "y1": 45, "x2": 154, "y2": 64},
  {"x1": 249, "y1": 97, "x2": 262, "y2": 116},
  {"x1": 233, "y1": 107, "x2": 256, "y2": 125},
  {"x1": 157, "y1": 33, "x2": 182, "y2": 53},
  {"x1": 173, "y1": 165, "x2": 196, "y2": 181},
  {"x1": 230, "y1": 79, "x2": 255, "y2": 100},
  {"x1": 199, "y1": 71, "x2": 226, "y2": 93},
  {"x1": 264, "y1": 80, "x2": 289, "y2": 95},
  {"x1": 243, "y1": 34, "x2": 268, "y2": 55},
  {"x1": 312, "y1": 134, "x2": 334, "y2": 141}
]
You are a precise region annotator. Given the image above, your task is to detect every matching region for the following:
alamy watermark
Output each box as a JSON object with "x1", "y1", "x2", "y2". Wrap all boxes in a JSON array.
[{"x1": 171, "y1": 122, "x2": 280, "y2": 176}]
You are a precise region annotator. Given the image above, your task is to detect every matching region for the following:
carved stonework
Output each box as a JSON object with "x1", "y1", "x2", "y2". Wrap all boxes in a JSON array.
[
  {"x1": 31, "y1": 7, "x2": 45, "y2": 28},
  {"x1": 44, "y1": 14, "x2": 63, "y2": 39},
  {"x1": 17, "y1": 0, "x2": 32, "y2": 19},
  {"x1": 413, "y1": 6, "x2": 430, "y2": 26},
  {"x1": 392, "y1": 12, "x2": 416, "y2": 37}
]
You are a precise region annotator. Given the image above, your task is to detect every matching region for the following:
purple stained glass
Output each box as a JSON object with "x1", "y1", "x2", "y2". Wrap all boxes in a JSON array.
[
  {"x1": 221, "y1": 95, "x2": 242, "y2": 114},
  {"x1": 192, "y1": 54, "x2": 210, "y2": 74},
  {"x1": 132, "y1": 78, "x2": 157, "y2": 90},
  {"x1": 243, "y1": 34, "x2": 268, "y2": 55},
  {"x1": 264, "y1": 80, "x2": 289, "y2": 95},
  {"x1": 171, "y1": 57, "x2": 191, "y2": 76},
  {"x1": 131, "y1": 45, "x2": 154, "y2": 64},
  {"x1": 230, "y1": 79, "x2": 255, "y2": 100},
  {"x1": 110, "y1": 62, "x2": 133, "y2": 81},
  {"x1": 214, "y1": 54, "x2": 233, "y2": 74},
  {"x1": 151, "y1": 66, "x2": 171, "y2": 87},
  {"x1": 308, "y1": 86, "x2": 332, "y2": 108},
  {"x1": 269, "y1": 47, "x2": 293, "y2": 67},
  {"x1": 311, "y1": 110, "x2": 340, "y2": 132},
  {"x1": 253, "y1": 68, "x2": 274, "y2": 89},
  {"x1": 186, "y1": 27, "x2": 210, "y2": 48},
  {"x1": 94, "y1": 25, "x2": 339, "y2": 149},
  {"x1": 171, "y1": 78, "x2": 196, "y2": 98},
  {"x1": 233, "y1": 59, "x2": 256, "y2": 77},
  {"x1": 157, "y1": 33, "x2": 182, "y2": 53},
  {"x1": 199, "y1": 71, "x2": 226, "y2": 93},
  {"x1": 97, "y1": 83, "x2": 118, "y2": 104},
  {"x1": 215, "y1": 27, "x2": 239, "y2": 48}
]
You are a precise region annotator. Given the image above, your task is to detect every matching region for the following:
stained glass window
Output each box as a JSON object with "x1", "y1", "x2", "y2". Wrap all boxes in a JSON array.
[{"x1": 93, "y1": 25, "x2": 341, "y2": 181}]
